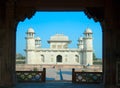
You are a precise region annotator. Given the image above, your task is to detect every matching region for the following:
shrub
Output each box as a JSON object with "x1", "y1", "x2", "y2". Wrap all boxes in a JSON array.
[{"x1": 33, "y1": 67, "x2": 38, "y2": 71}]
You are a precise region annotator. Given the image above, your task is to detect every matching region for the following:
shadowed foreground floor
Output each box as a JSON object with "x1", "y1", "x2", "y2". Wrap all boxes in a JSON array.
[{"x1": 15, "y1": 81, "x2": 104, "y2": 88}]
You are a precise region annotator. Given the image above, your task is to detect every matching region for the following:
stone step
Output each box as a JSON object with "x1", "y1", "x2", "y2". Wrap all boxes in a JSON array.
[{"x1": 15, "y1": 82, "x2": 104, "y2": 88}]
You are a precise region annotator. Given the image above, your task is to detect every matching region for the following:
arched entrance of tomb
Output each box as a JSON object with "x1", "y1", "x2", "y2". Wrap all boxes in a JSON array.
[
  {"x1": 0, "y1": 0, "x2": 119, "y2": 88},
  {"x1": 56, "y1": 55, "x2": 62, "y2": 63}
]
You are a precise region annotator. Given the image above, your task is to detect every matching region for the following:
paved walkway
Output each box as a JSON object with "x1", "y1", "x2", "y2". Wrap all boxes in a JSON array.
[
  {"x1": 46, "y1": 68, "x2": 72, "y2": 81},
  {"x1": 15, "y1": 82, "x2": 104, "y2": 88}
]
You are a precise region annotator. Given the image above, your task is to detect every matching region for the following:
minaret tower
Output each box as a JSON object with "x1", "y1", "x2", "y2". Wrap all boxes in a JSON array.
[
  {"x1": 78, "y1": 37, "x2": 84, "y2": 65},
  {"x1": 78, "y1": 37, "x2": 83, "y2": 50},
  {"x1": 25, "y1": 28, "x2": 35, "y2": 64},
  {"x1": 83, "y1": 28, "x2": 93, "y2": 65},
  {"x1": 35, "y1": 37, "x2": 41, "y2": 48}
]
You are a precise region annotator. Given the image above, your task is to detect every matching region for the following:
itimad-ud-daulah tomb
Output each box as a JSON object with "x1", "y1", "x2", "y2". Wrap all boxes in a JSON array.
[{"x1": 25, "y1": 28, "x2": 93, "y2": 66}]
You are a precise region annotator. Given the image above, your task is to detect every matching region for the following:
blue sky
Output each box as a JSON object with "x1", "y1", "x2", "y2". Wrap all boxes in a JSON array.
[{"x1": 16, "y1": 12, "x2": 102, "y2": 58}]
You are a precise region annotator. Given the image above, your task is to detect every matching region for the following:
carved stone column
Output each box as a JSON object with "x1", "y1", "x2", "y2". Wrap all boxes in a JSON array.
[
  {"x1": 0, "y1": 26, "x2": 16, "y2": 87},
  {"x1": 0, "y1": 1, "x2": 16, "y2": 87},
  {"x1": 103, "y1": 0, "x2": 119, "y2": 87}
]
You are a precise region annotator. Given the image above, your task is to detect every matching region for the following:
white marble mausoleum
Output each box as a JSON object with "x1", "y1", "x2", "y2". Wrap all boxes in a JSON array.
[{"x1": 25, "y1": 28, "x2": 93, "y2": 65}]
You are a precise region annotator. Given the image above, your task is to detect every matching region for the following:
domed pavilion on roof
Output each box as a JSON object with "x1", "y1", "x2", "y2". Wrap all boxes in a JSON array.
[{"x1": 25, "y1": 28, "x2": 93, "y2": 66}]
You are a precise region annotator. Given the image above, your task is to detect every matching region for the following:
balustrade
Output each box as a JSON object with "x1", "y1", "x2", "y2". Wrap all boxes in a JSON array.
[
  {"x1": 16, "y1": 68, "x2": 46, "y2": 82},
  {"x1": 72, "y1": 68, "x2": 103, "y2": 83}
]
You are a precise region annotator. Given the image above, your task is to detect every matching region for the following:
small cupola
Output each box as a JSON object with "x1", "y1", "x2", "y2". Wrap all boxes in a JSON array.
[
  {"x1": 78, "y1": 37, "x2": 83, "y2": 44},
  {"x1": 26, "y1": 28, "x2": 35, "y2": 38},
  {"x1": 84, "y1": 28, "x2": 92, "y2": 38},
  {"x1": 35, "y1": 37, "x2": 41, "y2": 48},
  {"x1": 78, "y1": 37, "x2": 83, "y2": 49}
]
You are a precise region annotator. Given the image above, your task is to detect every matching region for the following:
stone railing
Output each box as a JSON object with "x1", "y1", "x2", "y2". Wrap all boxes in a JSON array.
[
  {"x1": 16, "y1": 68, "x2": 46, "y2": 83},
  {"x1": 72, "y1": 68, "x2": 103, "y2": 83}
]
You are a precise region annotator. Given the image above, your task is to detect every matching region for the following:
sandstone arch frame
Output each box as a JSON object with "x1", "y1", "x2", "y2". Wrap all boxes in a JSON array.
[{"x1": 0, "y1": 0, "x2": 119, "y2": 88}]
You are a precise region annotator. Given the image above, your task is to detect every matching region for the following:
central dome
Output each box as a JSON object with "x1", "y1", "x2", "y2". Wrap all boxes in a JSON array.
[
  {"x1": 50, "y1": 34, "x2": 69, "y2": 41},
  {"x1": 48, "y1": 34, "x2": 71, "y2": 43}
]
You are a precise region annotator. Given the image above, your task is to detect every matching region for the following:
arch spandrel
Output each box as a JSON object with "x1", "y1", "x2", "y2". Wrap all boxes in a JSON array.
[
  {"x1": 14, "y1": 0, "x2": 104, "y2": 22},
  {"x1": 84, "y1": 7, "x2": 104, "y2": 22}
]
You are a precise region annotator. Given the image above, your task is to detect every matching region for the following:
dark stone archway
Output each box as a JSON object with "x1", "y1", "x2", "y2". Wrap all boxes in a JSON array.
[{"x1": 0, "y1": 0, "x2": 119, "y2": 88}]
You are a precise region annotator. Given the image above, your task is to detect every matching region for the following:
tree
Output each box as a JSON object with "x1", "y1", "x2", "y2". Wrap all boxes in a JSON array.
[
  {"x1": 93, "y1": 52, "x2": 97, "y2": 60},
  {"x1": 16, "y1": 53, "x2": 25, "y2": 59}
]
